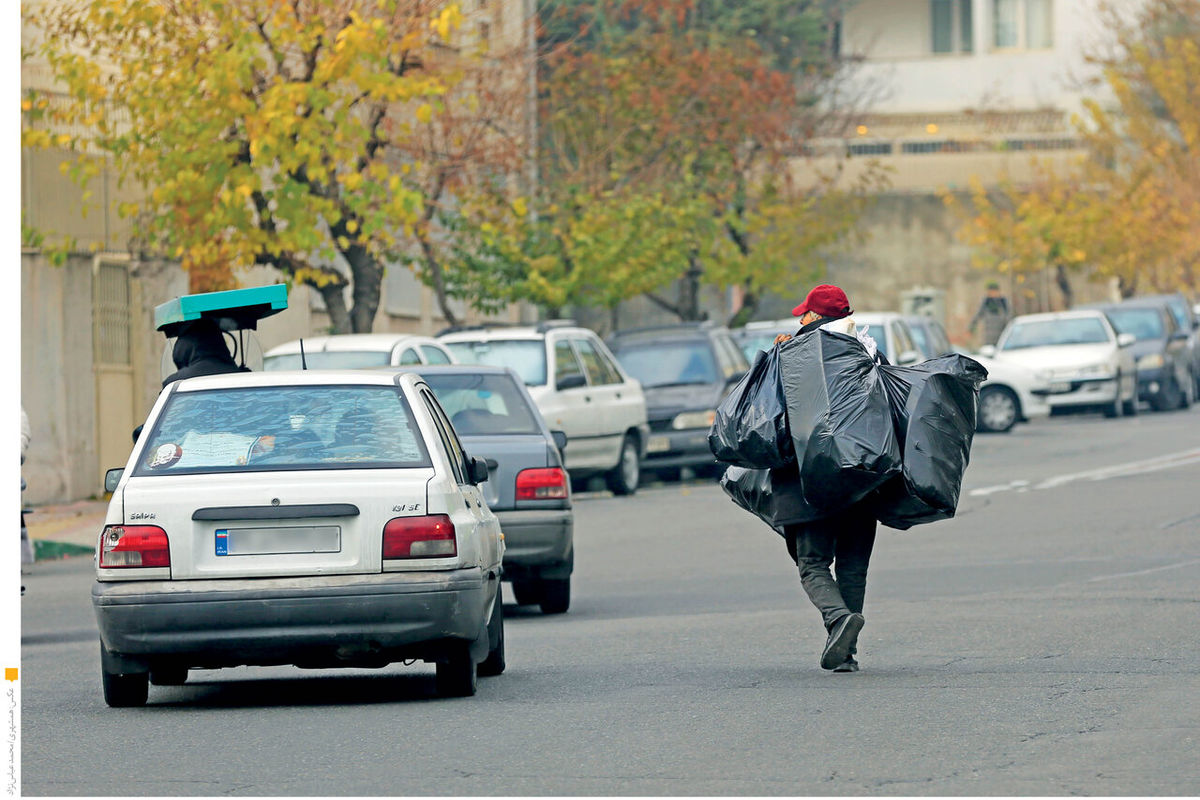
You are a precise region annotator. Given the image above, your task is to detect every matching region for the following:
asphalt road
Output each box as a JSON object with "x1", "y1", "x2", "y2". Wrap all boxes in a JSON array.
[{"x1": 18, "y1": 406, "x2": 1200, "y2": 795}]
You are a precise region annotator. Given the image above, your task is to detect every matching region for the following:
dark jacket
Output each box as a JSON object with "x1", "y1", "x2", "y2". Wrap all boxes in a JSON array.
[{"x1": 162, "y1": 322, "x2": 245, "y2": 388}]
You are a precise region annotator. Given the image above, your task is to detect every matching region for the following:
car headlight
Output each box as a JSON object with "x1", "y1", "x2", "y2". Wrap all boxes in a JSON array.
[
  {"x1": 1136, "y1": 353, "x2": 1164, "y2": 371},
  {"x1": 1076, "y1": 362, "x2": 1114, "y2": 378},
  {"x1": 672, "y1": 410, "x2": 717, "y2": 430}
]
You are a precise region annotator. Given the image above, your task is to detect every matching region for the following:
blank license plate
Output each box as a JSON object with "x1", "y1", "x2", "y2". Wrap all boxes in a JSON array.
[
  {"x1": 215, "y1": 526, "x2": 341, "y2": 556},
  {"x1": 646, "y1": 435, "x2": 671, "y2": 453}
]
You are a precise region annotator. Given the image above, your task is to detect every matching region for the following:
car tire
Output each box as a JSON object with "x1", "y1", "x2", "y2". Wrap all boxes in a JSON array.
[
  {"x1": 977, "y1": 385, "x2": 1019, "y2": 433},
  {"x1": 539, "y1": 577, "x2": 571, "y2": 615},
  {"x1": 149, "y1": 665, "x2": 188, "y2": 686},
  {"x1": 1122, "y1": 377, "x2": 1139, "y2": 416},
  {"x1": 435, "y1": 648, "x2": 477, "y2": 698},
  {"x1": 605, "y1": 434, "x2": 640, "y2": 496},
  {"x1": 477, "y1": 590, "x2": 505, "y2": 678},
  {"x1": 512, "y1": 580, "x2": 541, "y2": 606},
  {"x1": 1103, "y1": 374, "x2": 1123, "y2": 418},
  {"x1": 102, "y1": 667, "x2": 149, "y2": 708}
]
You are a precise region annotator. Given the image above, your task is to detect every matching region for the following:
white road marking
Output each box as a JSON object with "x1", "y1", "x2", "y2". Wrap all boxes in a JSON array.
[
  {"x1": 967, "y1": 448, "x2": 1200, "y2": 498},
  {"x1": 1087, "y1": 558, "x2": 1200, "y2": 583}
]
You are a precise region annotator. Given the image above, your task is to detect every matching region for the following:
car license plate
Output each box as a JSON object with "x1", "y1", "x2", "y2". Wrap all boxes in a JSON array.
[
  {"x1": 215, "y1": 526, "x2": 341, "y2": 556},
  {"x1": 646, "y1": 435, "x2": 671, "y2": 454},
  {"x1": 1049, "y1": 382, "x2": 1072, "y2": 393}
]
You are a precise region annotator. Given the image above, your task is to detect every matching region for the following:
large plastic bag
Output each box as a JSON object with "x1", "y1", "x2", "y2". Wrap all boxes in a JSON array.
[
  {"x1": 779, "y1": 330, "x2": 902, "y2": 512},
  {"x1": 874, "y1": 354, "x2": 988, "y2": 530},
  {"x1": 720, "y1": 464, "x2": 824, "y2": 532},
  {"x1": 707, "y1": 345, "x2": 793, "y2": 469}
]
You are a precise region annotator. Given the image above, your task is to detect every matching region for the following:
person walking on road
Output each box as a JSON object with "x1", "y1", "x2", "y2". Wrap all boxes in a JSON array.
[
  {"x1": 773, "y1": 285, "x2": 880, "y2": 673},
  {"x1": 968, "y1": 282, "x2": 1011, "y2": 346}
]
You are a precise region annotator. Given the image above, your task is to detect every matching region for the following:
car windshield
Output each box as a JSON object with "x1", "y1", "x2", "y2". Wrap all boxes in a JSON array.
[
  {"x1": 908, "y1": 324, "x2": 930, "y2": 355},
  {"x1": 422, "y1": 373, "x2": 542, "y2": 436},
  {"x1": 443, "y1": 340, "x2": 547, "y2": 386},
  {"x1": 1105, "y1": 308, "x2": 1165, "y2": 340},
  {"x1": 133, "y1": 385, "x2": 430, "y2": 476},
  {"x1": 611, "y1": 340, "x2": 718, "y2": 387},
  {"x1": 733, "y1": 331, "x2": 785, "y2": 361},
  {"x1": 264, "y1": 351, "x2": 392, "y2": 370},
  {"x1": 1001, "y1": 318, "x2": 1111, "y2": 350}
]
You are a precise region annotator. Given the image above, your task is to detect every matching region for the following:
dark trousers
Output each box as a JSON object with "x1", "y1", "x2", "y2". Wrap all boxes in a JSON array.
[{"x1": 784, "y1": 503, "x2": 877, "y2": 651}]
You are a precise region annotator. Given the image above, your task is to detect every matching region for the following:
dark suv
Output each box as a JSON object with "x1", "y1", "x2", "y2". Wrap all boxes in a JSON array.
[{"x1": 606, "y1": 323, "x2": 749, "y2": 479}]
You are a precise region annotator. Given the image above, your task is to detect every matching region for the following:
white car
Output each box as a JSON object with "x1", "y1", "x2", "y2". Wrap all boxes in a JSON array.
[
  {"x1": 965, "y1": 353, "x2": 1052, "y2": 433},
  {"x1": 263, "y1": 333, "x2": 456, "y2": 370},
  {"x1": 94, "y1": 370, "x2": 505, "y2": 706},
  {"x1": 731, "y1": 314, "x2": 923, "y2": 366},
  {"x1": 440, "y1": 323, "x2": 650, "y2": 494},
  {"x1": 982, "y1": 310, "x2": 1138, "y2": 418}
]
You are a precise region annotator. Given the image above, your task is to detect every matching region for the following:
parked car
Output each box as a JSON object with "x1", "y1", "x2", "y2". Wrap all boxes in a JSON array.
[
  {"x1": 731, "y1": 314, "x2": 924, "y2": 366},
  {"x1": 983, "y1": 310, "x2": 1138, "y2": 418},
  {"x1": 1080, "y1": 302, "x2": 1194, "y2": 411},
  {"x1": 263, "y1": 333, "x2": 456, "y2": 370},
  {"x1": 1117, "y1": 294, "x2": 1199, "y2": 400},
  {"x1": 94, "y1": 370, "x2": 505, "y2": 706},
  {"x1": 606, "y1": 323, "x2": 749, "y2": 479},
  {"x1": 439, "y1": 323, "x2": 650, "y2": 495},
  {"x1": 903, "y1": 315, "x2": 1049, "y2": 433},
  {"x1": 394, "y1": 365, "x2": 575, "y2": 614}
]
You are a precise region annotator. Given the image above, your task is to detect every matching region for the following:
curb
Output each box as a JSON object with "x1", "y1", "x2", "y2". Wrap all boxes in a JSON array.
[{"x1": 33, "y1": 540, "x2": 95, "y2": 560}]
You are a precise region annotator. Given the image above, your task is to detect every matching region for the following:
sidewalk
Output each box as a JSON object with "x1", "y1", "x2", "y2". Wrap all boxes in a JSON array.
[{"x1": 25, "y1": 498, "x2": 108, "y2": 560}]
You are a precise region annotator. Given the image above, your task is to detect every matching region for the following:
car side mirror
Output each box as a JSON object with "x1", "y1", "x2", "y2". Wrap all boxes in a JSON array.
[
  {"x1": 468, "y1": 456, "x2": 489, "y2": 485},
  {"x1": 897, "y1": 350, "x2": 922, "y2": 366},
  {"x1": 1171, "y1": 330, "x2": 1190, "y2": 342},
  {"x1": 979, "y1": 344, "x2": 997, "y2": 358},
  {"x1": 104, "y1": 468, "x2": 124, "y2": 493},
  {"x1": 1117, "y1": 332, "x2": 1136, "y2": 348},
  {"x1": 551, "y1": 430, "x2": 568, "y2": 454},
  {"x1": 556, "y1": 374, "x2": 587, "y2": 391}
]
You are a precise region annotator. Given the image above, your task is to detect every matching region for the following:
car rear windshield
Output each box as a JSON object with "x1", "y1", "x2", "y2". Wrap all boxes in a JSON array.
[
  {"x1": 133, "y1": 385, "x2": 431, "y2": 476},
  {"x1": 1105, "y1": 308, "x2": 1165, "y2": 340},
  {"x1": 611, "y1": 340, "x2": 718, "y2": 387},
  {"x1": 443, "y1": 340, "x2": 547, "y2": 386},
  {"x1": 422, "y1": 373, "x2": 543, "y2": 435},
  {"x1": 264, "y1": 351, "x2": 391, "y2": 370},
  {"x1": 1001, "y1": 318, "x2": 1110, "y2": 350}
]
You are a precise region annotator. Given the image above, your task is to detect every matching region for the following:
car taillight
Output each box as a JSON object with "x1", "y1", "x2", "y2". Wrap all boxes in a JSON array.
[
  {"x1": 382, "y1": 515, "x2": 457, "y2": 559},
  {"x1": 516, "y1": 467, "x2": 569, "y2": 500},
  {"x1": 99, "y1": 525, "x2": 170, "y2": 568}
]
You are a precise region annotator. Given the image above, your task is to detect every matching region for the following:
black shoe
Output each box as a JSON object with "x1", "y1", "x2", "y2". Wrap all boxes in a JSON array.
[
  {"x1": 821, "y1": 613, "x2": 864, "y2": 670},
  {"x1": 832, "y1": 655, "x2": 859, "y2": 673}
]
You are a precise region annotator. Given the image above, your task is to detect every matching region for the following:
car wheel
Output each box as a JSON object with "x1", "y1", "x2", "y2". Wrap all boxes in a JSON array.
[
  {"x1": 605, "y1": 434, "x2": 640, "y2": 496},
  {"x1": 1102, "y1": 374, "x2": 1123, "y2": 418},
  {"x1": 478, "y1": 590, "x2": 505, "y2": 677},
  {"x1": 512, "y1": 580, "x2": 541, "y2": 606},
  {"x1": 1122, "y1": 375, "x2": 1140, "y2": 416},
  {"x1": 539, "y1": 577, "x2": 571, "y2": 615},
  {"x1": 149, "y1": 665, "x2": 188, "y2": 686},
  {"x1": 977, "y1": 386, "x2": 1019, "y2": 433},
  {"x1": 102, "y1": 667, "x2": 149, "y2": 708},
  {"x1": 435, "y1": 647, "x2": 477, "y2": 697}
]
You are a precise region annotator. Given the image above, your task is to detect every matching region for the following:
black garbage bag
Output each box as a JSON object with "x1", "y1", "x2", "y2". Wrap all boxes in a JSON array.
[
  {"x1": 874, "y1": 354, "x2": 988, "y2": 530},
  {"x1": 708, "y1": 345, "x2": 793, "y2": 469},
  {"x1": 779, "y1": 330, "x2": 902, "y2": 512},
  {"x1": 720, "y1": 464, "x2": 825, "y2": 533}
]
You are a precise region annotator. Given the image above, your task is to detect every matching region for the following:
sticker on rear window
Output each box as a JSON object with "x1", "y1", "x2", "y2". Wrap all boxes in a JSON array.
[{"x1": 146, "y1": 443, "x2": 182, "y2": 469}]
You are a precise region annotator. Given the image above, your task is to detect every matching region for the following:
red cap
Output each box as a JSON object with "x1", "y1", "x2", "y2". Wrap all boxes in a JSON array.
[{"x1": 792, "y1": 285, "x2": 852, "y2": 318}]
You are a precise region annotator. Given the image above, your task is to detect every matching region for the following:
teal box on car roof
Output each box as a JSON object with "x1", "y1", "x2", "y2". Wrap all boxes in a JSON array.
[{"x1": 154, "y1": 284, "x2": 289, "y2": 336}]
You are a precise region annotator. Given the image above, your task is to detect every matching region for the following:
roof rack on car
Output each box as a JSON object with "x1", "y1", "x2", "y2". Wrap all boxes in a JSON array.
[{"x1": 534, "y1": 319, "x2": 578, "y2": 333}]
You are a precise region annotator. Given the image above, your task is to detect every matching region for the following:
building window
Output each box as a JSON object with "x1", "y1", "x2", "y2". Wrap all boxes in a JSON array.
[
  {"x1": 993, "y1": 0, "x2": 1053, "y2": 50},
  {"x1": 932, "y1": 0, "x2": 973, "y2": 54}
]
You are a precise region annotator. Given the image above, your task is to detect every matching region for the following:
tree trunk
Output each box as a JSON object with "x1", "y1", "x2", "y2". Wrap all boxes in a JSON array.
[
  {"x1": 1054, "y1": 263, "x2": 1074, "y2": 309},
  {"x1": 417, "y1": 233, "x2": 461, "y2": 330},
  {"x1": 727, "y1": 282, "x2": 758, "y2": 328},
  {"x1": 345, "y1": 245, "x2": 382, "y2": 333},
  {"x1": 316, "y1": 281, "x2": 352, "y2": 334},
  {"x1": 678, "y1": 253, "x2": 705, "y2": 322}
]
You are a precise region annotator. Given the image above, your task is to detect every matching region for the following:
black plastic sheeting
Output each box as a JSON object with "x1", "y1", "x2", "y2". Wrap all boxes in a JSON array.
[
  {"x1": 780, "y1": 331, "x2": 902, "y2": 512},
  {"x1": 720, "y1": 465, "x2": 825, "y2": 530},
  {"x1": 873, "y1": 354, "x2": 988, "y2": 530},
  {"x1": 708, "y1": 346, "x2": 794, "y2": 469}
]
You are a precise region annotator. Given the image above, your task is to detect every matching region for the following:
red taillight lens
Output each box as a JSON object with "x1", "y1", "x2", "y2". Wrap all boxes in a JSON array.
[
  {"x1": 99, "y1": 525, "x2": 170, "y2": 568},
  {"x1": 515, "y1": 467, "x2": 569, "y2": 500},
  {"x1": 383, "y1": 514, "x2": 457, "y2": 559}
]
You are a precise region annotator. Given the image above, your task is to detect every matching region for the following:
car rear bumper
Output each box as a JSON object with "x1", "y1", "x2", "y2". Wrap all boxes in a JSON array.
[
  {"x1": 92, "y1": 568, "x2": 496, "y2": 669},
  {"x1": 495, "y1": 509, "x2": 573, "y2": 578},
  {"x1": 642, "y1": 428, "x2": 716, "y2": 469}
]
